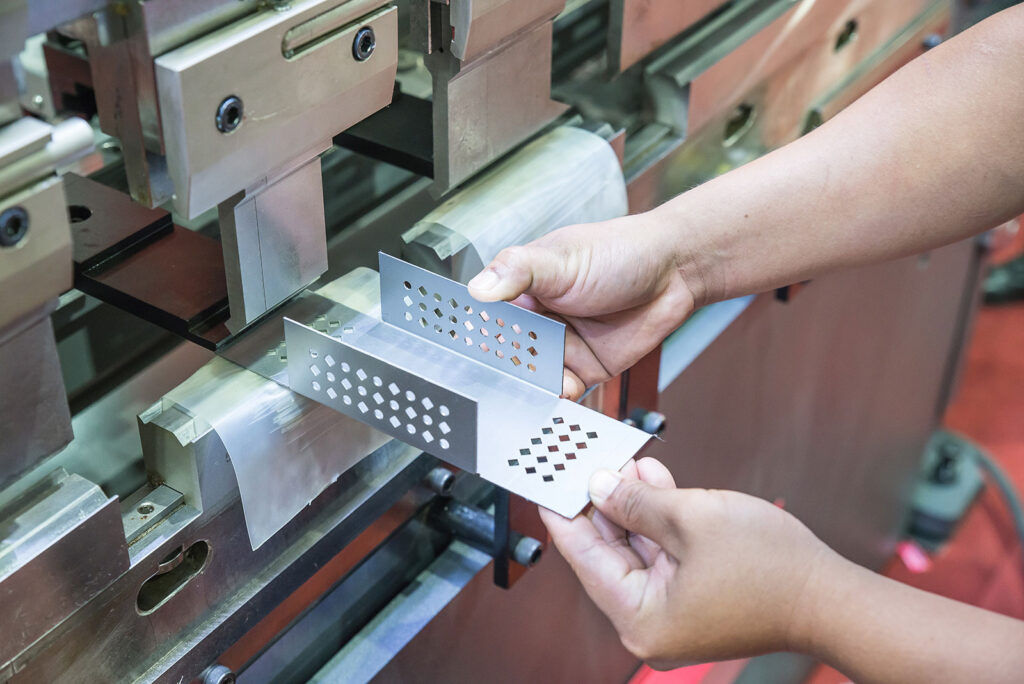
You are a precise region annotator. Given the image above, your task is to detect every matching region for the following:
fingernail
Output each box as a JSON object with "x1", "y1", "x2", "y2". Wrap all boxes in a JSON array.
[
  {"x1": 468, "y1": 268, "x2": 499, "y2": 292},
  {"x1": 589, "y1": 469, "x2": 621, "y2": 505}
]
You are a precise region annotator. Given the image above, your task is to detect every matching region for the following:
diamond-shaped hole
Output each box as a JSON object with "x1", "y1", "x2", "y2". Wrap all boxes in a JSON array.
[
  {"x1": 527, "y1": 363, "x2": 537, "y2": 372},
  {"x1": 537, "y1": 456, "x2": 548, "y2": 463},
  {"x1": 405, "y1": 390, "x2": 416, "y2": 402},
  {"x1": 577, "y1": 442, "x2": 588, "y2": 450},
  {"x1": 325, "y1": 355, "x2": 335, "y2": 367},
  {"x1": 357, "y1": 386, "x2": 368, "y2": 396},
  {"x1": 357, "y1": 401, "x2": 368, "y2": 413},
  {"x1": 554, "y1": 463, "x2": 565, "y2": 471},
  {"x1": 433, "y1": 292, "x2": 442, "y2": 302},
  {"x1": 418, "y1": 285, "x2": 428, "y2": 296},
  {"x1": 372, "y1": 392, "x2": 384, "y2": 405},
  {"x1": 527, "y1": 346, "x2": 538, "y2": 357},
  {"x1": 389, "y1": 399, "x2": 400, "y2": 411},
  {"x1": 421, "y1": 397, "x2": 434, "y2": 410},
  {"x1": 390, "y1": 416, "x2": 401, "y2": 428},
  {"x1": 542, "y1": 427, "x2": 553, "y2": 435},
  {"x1": 480, "y1": 342, "x2": 490, "y2": 353},
  {"x1": 439, "y1": 405, "x2": 449, "y2": 417},
  {"x1": 374, "y1": 409, "x2": 384, "y2": 420},
  {"x1": 327, "y1": 388, "x2": 337, "y2": 400},
  {"x1": 495, "y1": 350, "x2": 504, "y2": 359},
  {"x1": 449, "y1": 315, "x2": 458, "y2": 324},
  {"x1": 512, "y1": 324, "x2": 522, "y2": 335},
  {"x1": 531, "y1": 438, "x2": 542, "y2": 445},
  {"x1": 341, "y1": 362, "x2": 351, "y2": 373},
  {"x1": 570, "y1": 424, "x2": 581, "y2": 432},
  {"x1": 310, "y1": 364, "x2": 321, "y2": 377},
  {"x1": 553, "y1": 417, "x2": 564, "y2": 424},
  {"x1": 508, "y1": 459, "x2": 519, "y2": 466},
  {"x1": 403, "y1": 281, "x2": 412, "y2": 290},
  {"x1": 480, "y1": 327, "x2": 489, "y2": 337},
  {"x1": 312, "y1": 381, "x2": 321, "y2": 392},
  {"x1": 520, "y1": 448, "x2": 531, "y2": 455},
  {"x1": 356, "y1": 368, "x2": 367, "y2": 381},
  {"x1": 343, "y1": 395, "x2": 353, "y2": 406},
  {"x1": 405, "y1": 406, "x2": 417, "y2": 419},
  {"x1": 388, "y1": 382, "x2": 400, "y2": 396},
  {"x1": 565, "y1": 452, "x2": 576, "y2": 460},
  {"x1": 439, "y1": 421, "x2": 450, "y2": 434},
  {"x1": 547, "y1": 445, "x2": 559, "y2": 453},
  {"x1": 423, "y1": 414, "x2": 433, "y2": 426},
  {"x1": 529, "y1": 331, "x2": 538, "y2": 340},
  {"x1": 464, "y1": 336, "x2": 473, "y2": 345},
  {"x1": 372, "y1": 376, "x2": 383, "y2": 387},
  {"x1": 439, "y1": 438, "x2": 450, "y2": 449},
  {"x1": 496, "y1": 318, "x2": 505, "y2": 328},
  {"x1": 525, "y1": 467, "x2": 536, "y2": 474},
  {"x1": 559, "y1": 434, "x2": 570, "y2": 442},
  {"x1": 326, "y1": 372, "x2": 335, "y2": 382},
  {"x1": 406, "y1": 424, "x2": 416, "y2": 435},
  {"x1": 512, "y1": 341, "x2": 521, "y2": 350},
  {"x1": 542, "y1": 475, "x2": 554, "y2": 482},
  {"x1": 419, "y1": 317, "x2": 428, "y2": 328},
  {"x1": 434, "y1": 324, "x2": 443, "y2": 333},
  {"x1": 587, "y1": 431, "x2": 599, "y2": 439},
  {"x1": 309, "y1": 349, "x2": 319, "y2": 359},
  {"x1": 341, "y1": 378, "x2": 353, "y2": 391},
  {"x1": 403, "y1": 295, "x2": 413, "y2": 307},
  {"x1": 419, "y1": 302, "x2": 427, "y2": 312},
  {"x1": 423, "y1": 431, "x2": 434, "y2": 443},
  {"x1": 464, "y1": 320, "x2": 474, "y2": 332}
]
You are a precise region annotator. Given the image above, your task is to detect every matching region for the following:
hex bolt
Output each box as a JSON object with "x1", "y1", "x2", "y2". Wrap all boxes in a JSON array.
[
  {"x1": 0, "y1": 206, "x2": 29, "y2": 247},
  {"x1": 215, "y1": 96, "x2": 244, "y2": 133},
  {"x1": 352, "y1": 26, "x2": 376, "y2": 61},
  {"x1": 201, "y1": 664, "x2": 235, "y2": 684},
  {"x1": 425, "y1": 466, "x2": 455, "y2": 497}
]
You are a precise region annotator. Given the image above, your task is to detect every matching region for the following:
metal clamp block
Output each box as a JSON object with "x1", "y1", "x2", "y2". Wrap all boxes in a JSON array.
[{"x1": 285, "y1": 254, "x2": 650, "y2": 517}]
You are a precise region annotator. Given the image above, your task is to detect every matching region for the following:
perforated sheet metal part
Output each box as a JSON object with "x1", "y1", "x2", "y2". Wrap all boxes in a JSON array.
[
  {"x1": 378, "y1": 252, "x2": 566, "y2": 394},
  {"x1": 286, "y1": 320, "x2": 478, "y2": 472},
  {"x1": 285, "y1": 308, "x2": 649, "y2": 517}
]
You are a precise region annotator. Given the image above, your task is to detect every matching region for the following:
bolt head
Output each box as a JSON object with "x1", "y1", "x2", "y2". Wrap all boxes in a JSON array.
[
  {"x1": 215, "y1": 96, "x2": 244, "y2": 133},
  {"x1": 353, "y1": 26, "x2": 376, "y2": 61},
  {"x1": 0, "y1": 206, "x2": 29, "y2": 247}
]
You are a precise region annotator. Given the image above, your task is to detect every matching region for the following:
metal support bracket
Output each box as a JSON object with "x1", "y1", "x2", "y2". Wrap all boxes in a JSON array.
[{"x1": 285, "y1": 253, "x2": 650, "y2": 517}]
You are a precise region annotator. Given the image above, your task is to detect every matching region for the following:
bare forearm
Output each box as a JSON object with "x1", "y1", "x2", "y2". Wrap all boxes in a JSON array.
[
  {"x1": 658, "y1": 6, "x2": 1024, "y2": 306},
  {"x1": 794, "y1": 553, "x2": 1024, "y2": 684}
]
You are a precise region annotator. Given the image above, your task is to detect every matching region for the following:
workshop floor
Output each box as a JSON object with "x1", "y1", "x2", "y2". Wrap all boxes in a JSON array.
[{"x1": 631, "y1": 231, "x2": 1024, "y2": 684}]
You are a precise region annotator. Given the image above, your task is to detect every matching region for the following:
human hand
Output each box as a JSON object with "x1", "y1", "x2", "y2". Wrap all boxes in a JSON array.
[
  {"x1": 538, "y1": 458, "x2": 840, "y2": 668},
  {"x1": 467, "y1": 215, "x2": 697, "y2": 399}
]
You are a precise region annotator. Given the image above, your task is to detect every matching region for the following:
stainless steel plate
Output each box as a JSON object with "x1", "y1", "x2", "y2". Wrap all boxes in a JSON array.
[{"x1": 378, "y1": 252, "x2": 566, "y2": 394}]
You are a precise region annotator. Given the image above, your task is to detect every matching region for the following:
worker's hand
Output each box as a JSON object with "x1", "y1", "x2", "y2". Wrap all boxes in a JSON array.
[
  {"x1": 538, "y1": 457, "x2": 839, "y2": 668},
  {"x1": 467, "y1": 216, "x2": 697, "y2": 399}
]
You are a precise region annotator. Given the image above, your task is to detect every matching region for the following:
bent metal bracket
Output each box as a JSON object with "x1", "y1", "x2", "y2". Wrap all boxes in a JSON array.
[{"x1": 283, "y1": 253, "x2": 650, "y2": 517}]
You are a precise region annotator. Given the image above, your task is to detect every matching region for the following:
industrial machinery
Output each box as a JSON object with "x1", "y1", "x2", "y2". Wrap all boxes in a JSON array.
[{"x1": 0, "y1": 0, "x2": 981, "y2": 682}]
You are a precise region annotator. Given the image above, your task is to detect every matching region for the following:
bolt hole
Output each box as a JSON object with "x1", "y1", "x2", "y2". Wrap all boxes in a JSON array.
[{"x1": 137, "y1": 503, "x2": 155, "y2": 515}]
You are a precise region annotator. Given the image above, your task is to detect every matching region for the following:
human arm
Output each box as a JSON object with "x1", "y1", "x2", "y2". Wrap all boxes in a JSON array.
[
  {"x1": 546, "y1": 459, "x2": 1024, "y2": 681},
  {"x1": 469, "y1": 6, "x2": 1024, "y2": 398}
]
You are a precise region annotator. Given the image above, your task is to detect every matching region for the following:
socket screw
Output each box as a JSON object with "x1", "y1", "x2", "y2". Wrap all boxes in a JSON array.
[
  {"x1": 215, "y1": 96, "x2": 244, "y2": 133},
  {"x1": 353, "y1": 26, "x2": 376, "y2": 61},
  {"x1": 0, "y1": 206, "x2": 29, "y2": 247}
]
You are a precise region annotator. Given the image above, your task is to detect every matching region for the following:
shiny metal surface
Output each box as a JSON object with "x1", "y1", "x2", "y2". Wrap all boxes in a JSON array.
[
  {"x1": 0, "y1": 468, "x2": 129, "y2": 669},
  {"x1": 154, "y1": 0, "x2": 398, "y2": 218},
  {"x1": 609, "y1": 0, "x2": 730, "y2": 73},
  {"x1": 379, "y1": 252, "x2": 567, "y2": 392},
  {"x1": 219, "y1": 156, "x2": 329, "y2": 332}
]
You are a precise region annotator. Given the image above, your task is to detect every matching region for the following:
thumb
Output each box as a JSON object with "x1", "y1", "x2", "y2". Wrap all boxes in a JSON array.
[
  {"x1": 467, "y1": 244, "x2": 571, "y2": 303},
  {"x1": 589, "y1": 469, "x2": 682, "y2": 545}
]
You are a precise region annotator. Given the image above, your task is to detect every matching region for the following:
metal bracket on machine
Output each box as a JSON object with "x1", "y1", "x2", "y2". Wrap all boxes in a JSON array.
[{"x1": 284, "y1": 253, "x2": 650, "y2": 517}]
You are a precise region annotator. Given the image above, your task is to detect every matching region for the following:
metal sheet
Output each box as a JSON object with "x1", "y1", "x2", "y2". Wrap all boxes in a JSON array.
[
  {"x1": 379, "y1": 252, "x2": 566, "y2": 394},
  {"x1": 286, "y1": 320, "x2": 478, "y2": 469},
  {"x1": 285, "y1": 260, "x2": 649, "y2": 517}
]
